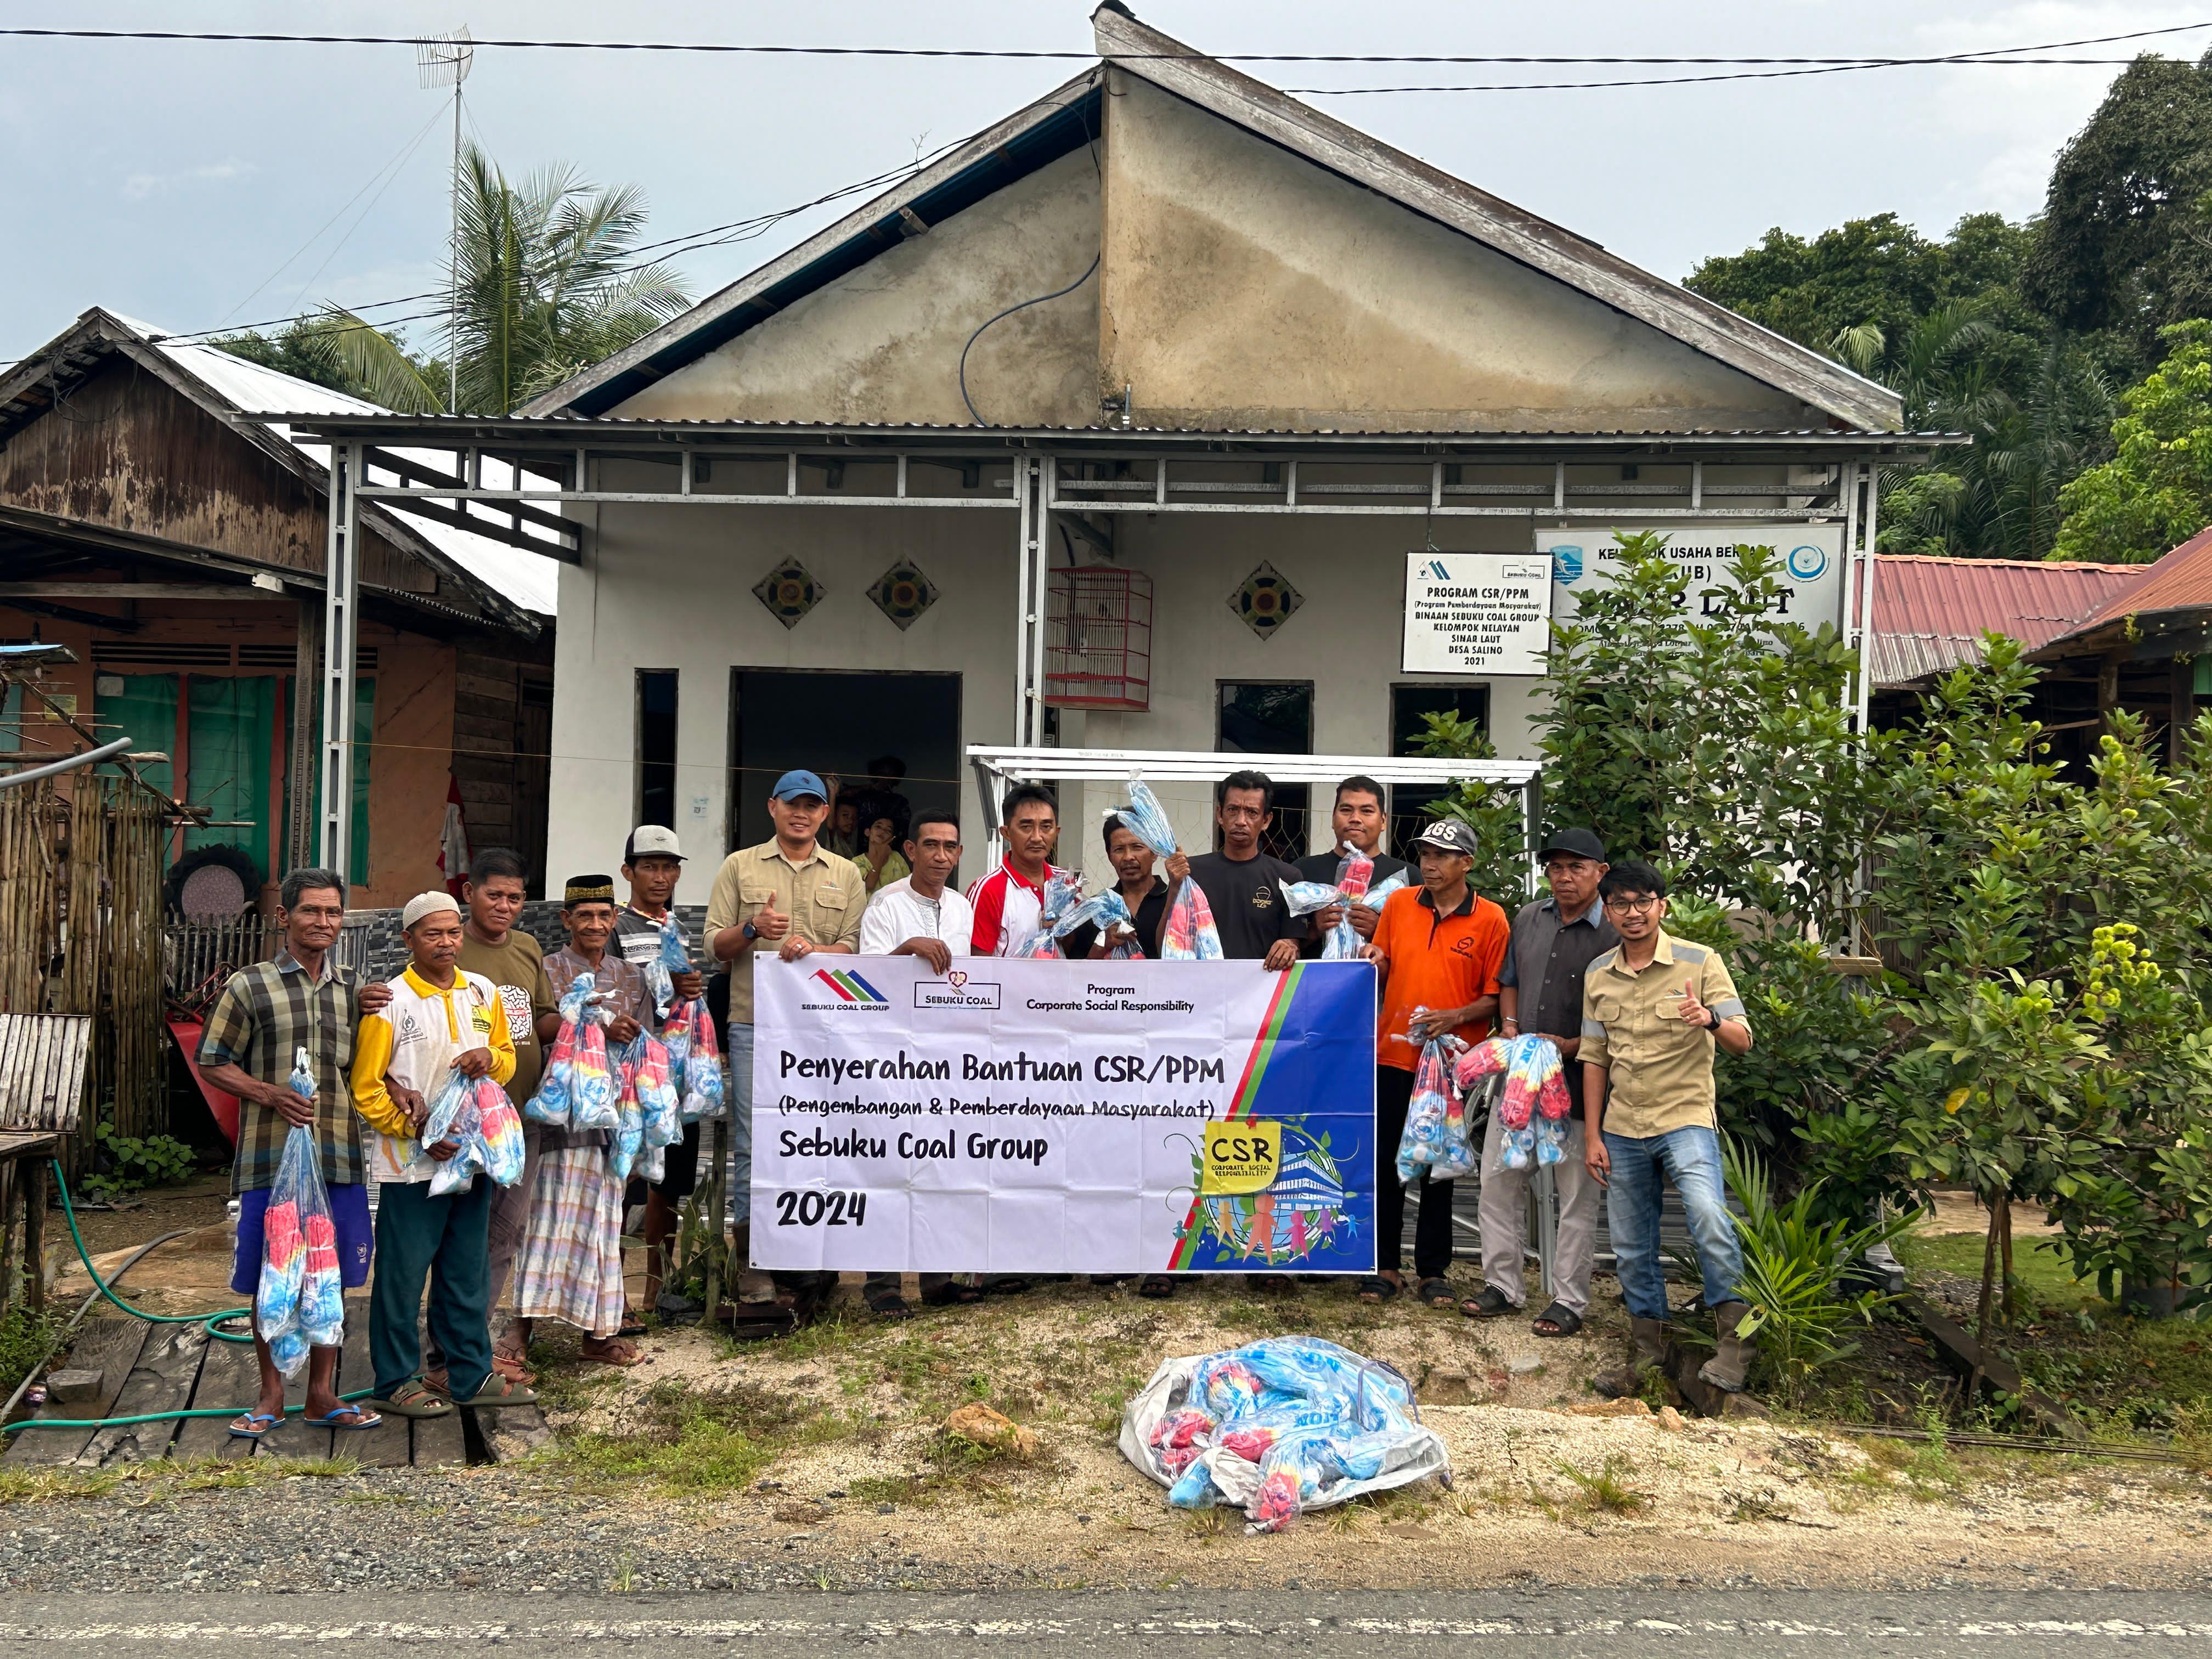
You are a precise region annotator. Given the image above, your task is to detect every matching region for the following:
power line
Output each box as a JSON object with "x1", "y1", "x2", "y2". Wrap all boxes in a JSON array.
[
  {"x1": 0, "y1": 19, "x2": 2204, "y2": 71},
  {"x1": 1287, "y1": 57, "x2": 2175, "y2": 95}
]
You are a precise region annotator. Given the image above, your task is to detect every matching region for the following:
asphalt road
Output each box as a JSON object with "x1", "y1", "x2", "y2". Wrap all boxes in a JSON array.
[{"x1": 1, "y1": 1589, "x2": 2209, "y2": 1655}]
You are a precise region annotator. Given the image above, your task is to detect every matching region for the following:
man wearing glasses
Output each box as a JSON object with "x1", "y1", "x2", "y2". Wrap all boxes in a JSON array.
[{"x1": 1579, "y1": 861, "x2": 1757, "y2": 1400}]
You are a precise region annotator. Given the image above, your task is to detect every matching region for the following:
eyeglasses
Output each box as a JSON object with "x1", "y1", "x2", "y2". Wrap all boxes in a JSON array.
[{"x1": 1602, "y1": 894, "x2": 1662, "y2": 915}]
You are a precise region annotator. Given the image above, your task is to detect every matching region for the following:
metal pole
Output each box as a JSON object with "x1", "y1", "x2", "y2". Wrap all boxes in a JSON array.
[
  {"x1": 1533, "y1": 1161, "x2": 1558, "y2": 1300},
  {"x1": 320, "y1": 442, "x2": 362, "y2": 882},
  {"x1": 1011, "y1": 456, "x2": 1033, "y2": 756},
  {"x1": 1031, "y1": 459, "x2": 1052, "y2": 743},
  {"x1": 448, "y1": 80, "x2": 462, "y2": 413},
  {"x1": 1839, "y1": 461, "x2": 1863, "y2": 729},
  {"x1": 1856, "y1": 464, "x2": 1881, "y2": 736}
]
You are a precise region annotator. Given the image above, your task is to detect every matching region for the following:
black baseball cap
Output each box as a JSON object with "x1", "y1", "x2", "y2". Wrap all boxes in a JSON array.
[{"x1": 1540, "y1": 828, "x2": 1607, "y2": 862}]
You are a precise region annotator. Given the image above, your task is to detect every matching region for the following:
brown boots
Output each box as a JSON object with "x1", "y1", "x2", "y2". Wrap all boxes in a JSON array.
[
  {"x1": 1593, "y1": 1317, "x2": 1671, "y2": 1399},
  {"x1": 1699, "y1": 1300, "x2": 1756, "y2": 1394}
]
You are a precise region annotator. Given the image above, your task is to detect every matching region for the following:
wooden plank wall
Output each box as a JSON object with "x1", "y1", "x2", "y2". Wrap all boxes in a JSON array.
[{"x1": 449, "y1": 651, "x2": 554, "y2": 892}]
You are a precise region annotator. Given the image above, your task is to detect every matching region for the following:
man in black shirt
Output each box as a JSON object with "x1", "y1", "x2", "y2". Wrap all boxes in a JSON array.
[
  {"x1": 1296, "y1": 775, "x2": 1410, "y2": 957},
  {"x1": 1161, "y1": 770, "x2": 1304, "y2": 968}
]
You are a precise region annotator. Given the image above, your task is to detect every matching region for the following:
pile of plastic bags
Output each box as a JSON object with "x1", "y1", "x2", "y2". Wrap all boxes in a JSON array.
[
  {"x1": 528, "y1": 973, "x2": 618, "y2": 1131},
  {"x1": 255, "y1": 1048, "x2": 345, "y2": 1376},
  {"x1": 1021, "y1": 868, "x2": 1090, "y2": 957},
  {"x1": 415, "y1": 1064, "x2": 528, "y2": 1196},
  {"x1": 1119, "y1": 780, "x2": 1222, "y2": 960},
  {"x1": 1121, "y1": 1336, "x2": 1452, "y2": 1533},
  {"x1": 1394, "y1": 1018, "x2": 1477, "y2": 1182},
  {"x1": 1456, "y1": 1034, "x2": 1570, "y2": 1169},
  {"x1": 1275, "y1": 844, "x2": 1412, "y2": 960}
]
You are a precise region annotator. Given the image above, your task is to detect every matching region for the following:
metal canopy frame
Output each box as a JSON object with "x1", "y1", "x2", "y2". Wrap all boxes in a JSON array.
[{"x1": 967, "y1": 744, "x2": 1545, "y2": 890}]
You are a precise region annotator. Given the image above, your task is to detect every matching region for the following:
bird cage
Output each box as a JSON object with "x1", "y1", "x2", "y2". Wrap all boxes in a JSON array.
[{"x1": 1045, "y1": 565, "x2": 1152, "y2": 710}]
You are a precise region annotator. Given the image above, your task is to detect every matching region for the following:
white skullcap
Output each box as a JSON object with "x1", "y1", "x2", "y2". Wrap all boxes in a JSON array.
[{"x1": 402, "y1": 890, "x2": 462, "y2": 929}]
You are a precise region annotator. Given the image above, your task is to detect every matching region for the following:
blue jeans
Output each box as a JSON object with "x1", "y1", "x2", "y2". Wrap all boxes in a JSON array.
[{"x1": 1601, "y1": 1125, "x2": 1744, "y2": 1322}]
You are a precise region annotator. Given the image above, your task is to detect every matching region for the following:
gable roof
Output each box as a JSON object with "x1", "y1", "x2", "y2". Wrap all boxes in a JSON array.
[
  {"x1": 2068, "y1": 524, "x2": 2212, "y2": 633},
  {"x1": 1870, "y1": 554, "x2": 2148, "y2": 688},
  {"x1": 0, "y1": 308, "x2": 557, "y2": 625},
  {"x1": 524, "y1": 4, "x2": 1899, "y2": 431}
]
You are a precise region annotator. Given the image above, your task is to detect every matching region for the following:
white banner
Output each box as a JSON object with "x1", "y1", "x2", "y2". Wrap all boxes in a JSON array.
[
  {"x1": 1537, "y1": 523, "x2": 1847, "y2": 634},
  {"x1": 1401, "y1": 551, "x2": 1553, "y2": 676},
  {"x1": 750, "y1": 956, "x2": 1379, "y2": 1274}
]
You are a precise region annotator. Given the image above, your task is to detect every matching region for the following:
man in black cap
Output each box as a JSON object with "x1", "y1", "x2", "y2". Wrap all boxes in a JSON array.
[{"x1": 1462, "y1": 828, "x2": 1615, "y2": 1335}]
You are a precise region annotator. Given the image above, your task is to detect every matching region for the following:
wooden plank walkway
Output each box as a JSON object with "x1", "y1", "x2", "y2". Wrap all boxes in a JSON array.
[{"x1": 3, "y1": 1299, "x2": 550, "y2": 1470}]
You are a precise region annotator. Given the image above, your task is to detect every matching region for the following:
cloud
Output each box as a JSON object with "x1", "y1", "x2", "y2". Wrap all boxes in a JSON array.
[{"x1": 122, "y1": 160, "x2": 258, "y2": 201}]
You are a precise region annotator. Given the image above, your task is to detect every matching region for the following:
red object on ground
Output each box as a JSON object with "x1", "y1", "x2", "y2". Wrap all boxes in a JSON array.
[{"x1": 167, "y1": 1014, "x2": 239, "y2": 1147}]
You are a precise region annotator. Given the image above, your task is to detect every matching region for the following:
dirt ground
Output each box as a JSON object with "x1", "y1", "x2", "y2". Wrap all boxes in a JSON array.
[{"x1": 18, "y1": 1184, "x2": 2210, "y2": 1594}]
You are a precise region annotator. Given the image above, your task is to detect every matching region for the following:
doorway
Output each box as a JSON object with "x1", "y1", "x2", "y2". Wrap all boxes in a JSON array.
[
  {"x1": 727, "y1": 669, "x2": 963, "y2": 872},
  {"x1": 1389, "y1": 682, "x2": 1490, "y2": 855},
  {"x1": 1216, "y1": 680, "x2": 1312, "y2": 861}
]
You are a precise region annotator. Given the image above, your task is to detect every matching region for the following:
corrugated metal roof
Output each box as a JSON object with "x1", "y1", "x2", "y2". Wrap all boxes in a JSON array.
[
  {"x1": 2071, "y1": 524, "x2": 2212, "y2": 630},
  {"x1": 1870, "y1": 555, "x2": 2147, "y2": 687}
]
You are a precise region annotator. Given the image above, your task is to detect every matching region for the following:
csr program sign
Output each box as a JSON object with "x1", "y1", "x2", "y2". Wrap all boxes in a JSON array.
[
  {"x1": 1537, "y1": 524, "x2": 1848, "y2": 633},
  {"x1": 1401, "y1": 552, "x2": 1552, "y2": 676},
  {"x1": 751, "y1": 956, "x2": 1377, "y2": 1275}
]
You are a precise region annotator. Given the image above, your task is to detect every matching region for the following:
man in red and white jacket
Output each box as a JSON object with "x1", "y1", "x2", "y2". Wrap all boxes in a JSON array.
[{"x1": 967, "y1": 785, "x2": 1061, "y2": 956}]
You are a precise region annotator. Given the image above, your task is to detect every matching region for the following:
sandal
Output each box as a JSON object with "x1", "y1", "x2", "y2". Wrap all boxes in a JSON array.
[
  {"x1": 370, "y1": 1379, "x2": 453, "y2": 1419},
  {"x1": 1417, "y1": 1277, "x2": 1457, "y2": 1310},
  {"x1": 866, "y1": 1291, "x2": 913, "y2": 1321},
  {"x1": 981, "y1": 1276, "x2": 1031, "y2": 1297},
  {"x1": 1531, "y1": 1301, "x2": 1584, "y2": 1338},
  {"x1": 492, "y1": 1346, "x2": 536, "y2": 1386},
  {"x1": 1459, "y1": 1286, "x2": 1516, "y2": 1319},
  {"x1": 228, "y1": 1410, "x2": 280, "y2": 1441},
  {"x1": 1357, "y1": 1274, "x2": 1401, "y2": 1305},
  {"x1": 460, "y1": 1373, "x2": 539, "y2": 1410},
  {"x1": 1248, "y1": 1273, "x2": 1294, "y2": 1293},
  {"x1": 1137, "y1": 1274, "x2": 1177, "y2": 1300},
  {"x1": 306, "y1": 1404, "x2": 385, "y2": 1431},
  {"x1": 579, "y1": 1336, "x2": 644, "y2": 1366},
  {"x1": 922, "y1": 1281, "x2": 985, "y2": 1307},
  {"x1": 617, "y1": 1309, "x2": 648, "y2": 1339}
]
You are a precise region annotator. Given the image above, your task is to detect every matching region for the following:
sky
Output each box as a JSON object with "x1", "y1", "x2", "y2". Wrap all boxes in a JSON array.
[{"x1": 2, "y1": 0, "x2": 2206, "y2": 366}]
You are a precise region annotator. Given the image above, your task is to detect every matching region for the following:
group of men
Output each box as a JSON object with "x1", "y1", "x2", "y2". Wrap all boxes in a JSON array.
[
  {"x1": 195, "y1": 759, "x2": 1758, "y2": 1436},
  {"x1": 693, "y1": 764, "x2": 1758, "y2": 1393}
]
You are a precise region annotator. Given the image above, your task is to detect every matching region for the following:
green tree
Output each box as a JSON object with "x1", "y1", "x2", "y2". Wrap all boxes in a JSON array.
[
  {"x1": 2053, "y1": 320, "x2": 2212, "y2": 563},
  {"x1": 2025, "y1": 52, "x2": 2212, "y2": 361},
  {"x1": 212, "y1": 320, "x2": 437, "y2": 404},
  {"x1": 300, "y1": 145, "x2": 690, "y2": 415},
  {"x1": 1408, "y1": 708, "x2": 1530, "y2": 909}
]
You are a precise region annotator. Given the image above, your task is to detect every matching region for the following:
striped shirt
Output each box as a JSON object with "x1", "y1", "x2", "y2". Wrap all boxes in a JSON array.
[{"x1": 196, "y1": 950, "x2": 365, "y2": 1194}]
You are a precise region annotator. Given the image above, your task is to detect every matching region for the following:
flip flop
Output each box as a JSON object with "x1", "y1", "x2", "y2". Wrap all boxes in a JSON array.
[
  {"x1": 922, "y1": 1282, "x2": 985, "y2": 1307},
  {"x1": 461, "y1": 1373, "x2": 539, "y2": 1410},
  {"x1": 1531, "y1": 1301, "x2": 1584, "y2": 1338},
  {"x1": 579, "y1": 1337, "x2": 644, "y2": 1367},
  {"x1": 306, "y1": 1405, "x2": 385, "y2": 1431},
  {"x1": 228, "y1": 1411, "x2": 280, "y2": 1441}
]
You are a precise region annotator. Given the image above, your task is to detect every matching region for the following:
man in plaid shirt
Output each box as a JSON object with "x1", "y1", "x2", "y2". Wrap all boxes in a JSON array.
[{"x1": 196, "y1": 868, "x2": 391, "y2": 1441}]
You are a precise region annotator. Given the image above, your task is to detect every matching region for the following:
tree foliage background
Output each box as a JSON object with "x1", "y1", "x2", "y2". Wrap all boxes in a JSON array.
[{"x1": 1684, "y1": 46, "x2": 2212, "y2": 566}]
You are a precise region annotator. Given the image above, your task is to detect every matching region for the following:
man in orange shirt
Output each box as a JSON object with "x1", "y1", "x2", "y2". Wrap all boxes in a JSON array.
[{"x1": 1359, "y1": 820, "x2": 1508, "y2": 1309}]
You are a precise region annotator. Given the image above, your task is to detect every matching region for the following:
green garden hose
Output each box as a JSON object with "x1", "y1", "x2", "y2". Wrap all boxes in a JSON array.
[{"x1": 5, "y1": 1158, "x2": 373, "y2": 1434}]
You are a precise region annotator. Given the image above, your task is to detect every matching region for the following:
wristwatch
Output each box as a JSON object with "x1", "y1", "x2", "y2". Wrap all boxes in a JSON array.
[
  {"x1": 1702, "y1": 1008, "x2": 1722, "y2": 1031},
  {"x1": 741, "y1": 920, "x2": 758, "y2": 942}
]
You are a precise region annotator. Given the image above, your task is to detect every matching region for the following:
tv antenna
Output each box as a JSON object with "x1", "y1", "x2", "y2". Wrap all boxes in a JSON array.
[{"x1": 416, "y1": 26, "x2": 473, "y2": 411}]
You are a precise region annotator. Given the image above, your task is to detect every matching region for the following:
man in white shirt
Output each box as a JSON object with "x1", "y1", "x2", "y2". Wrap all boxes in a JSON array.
[
  {"x1": 859, "y1": 812, "x2": 973, "y2": 971},
  {"x1": 855, "y1": 809, "x2": 974, "y2": 1313}
]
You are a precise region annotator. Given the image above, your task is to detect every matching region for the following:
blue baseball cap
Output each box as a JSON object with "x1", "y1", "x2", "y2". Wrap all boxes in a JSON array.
[{"x1": 770, "y1": 769, "x2": 828, "y2": 804}]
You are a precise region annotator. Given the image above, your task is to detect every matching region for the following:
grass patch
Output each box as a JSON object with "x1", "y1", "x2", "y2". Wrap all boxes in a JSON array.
[
  {"x1": 0, "y1": 1302, "x2": 64, "y2": 1402},
  {"x1": 0, "y1": 1453, "x2": 359, "y2": 1507},
  {"x1": 1893, "y1": 1232, "x2": 2090, "y2": 1310},
  {"x1": 1557, "y1": 1454, "x2": 1650, "y2": 1517},
  {"x1": 562, "y1": 1377, "x2": 812, "y2": 1496}
]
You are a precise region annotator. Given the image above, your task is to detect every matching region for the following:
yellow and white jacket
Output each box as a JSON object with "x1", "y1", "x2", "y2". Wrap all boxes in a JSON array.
[{"x1": 352, "y1": 965, "x2": 516, "y2": 1183}]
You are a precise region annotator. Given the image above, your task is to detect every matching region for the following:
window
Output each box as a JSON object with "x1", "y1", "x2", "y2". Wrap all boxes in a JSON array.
[
  {"x1": 1216, "y1": 681, "x2": 1312, "y2": 862},
  {"x1": 1389, "y1": 684, "x2": 1491, "y2": 855},
  {"x1": 636, "y1": 670, "x2": 678, "y2": 832}
]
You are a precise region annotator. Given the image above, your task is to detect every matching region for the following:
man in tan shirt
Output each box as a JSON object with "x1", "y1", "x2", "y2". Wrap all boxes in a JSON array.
[
  {"x1": 1579, "y1": 860, "x2": 1756, "y2": 1399},
  {"x1": 704, "y1": 769, "x2": 866, "y2": 1312}
]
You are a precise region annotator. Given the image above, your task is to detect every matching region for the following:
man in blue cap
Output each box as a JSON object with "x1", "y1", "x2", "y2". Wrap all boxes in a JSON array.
[{"x1": 704, "y1": 770, "x2": 868, "y2": 1317}]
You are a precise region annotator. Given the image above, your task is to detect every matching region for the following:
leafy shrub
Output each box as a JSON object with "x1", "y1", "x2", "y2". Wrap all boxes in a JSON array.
[{"x1": 80, "y1": 1122, "x2": 198, "y2": 1202}]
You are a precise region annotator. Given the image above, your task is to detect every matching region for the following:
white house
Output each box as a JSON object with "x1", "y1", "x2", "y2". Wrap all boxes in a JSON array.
[{"x1": 290, "y1": 3, "x2": 1933, "y2": 901}]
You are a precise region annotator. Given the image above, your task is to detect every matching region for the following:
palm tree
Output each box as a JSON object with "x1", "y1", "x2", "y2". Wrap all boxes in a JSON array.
[
  {"x1": 304, "y1": 145, "x2": 691, "y2": 415},
  {"x1": 1834, "y1": 307, "x2": 2112, "y2": 561}
]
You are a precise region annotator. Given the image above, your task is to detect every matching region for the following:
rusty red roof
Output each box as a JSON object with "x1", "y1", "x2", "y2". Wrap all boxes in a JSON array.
[
  {"x1": 2067, "y1": 524, "x2": 2212, "y2": 633},
  {"x1": 1870, "y1": 554, "x2": 2148, "y2": 687}
]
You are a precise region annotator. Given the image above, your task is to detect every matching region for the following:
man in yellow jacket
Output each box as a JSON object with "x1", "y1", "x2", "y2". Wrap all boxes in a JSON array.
[{"x1": 353, "y1": 891, "x2": 532, "y2": 1418}]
